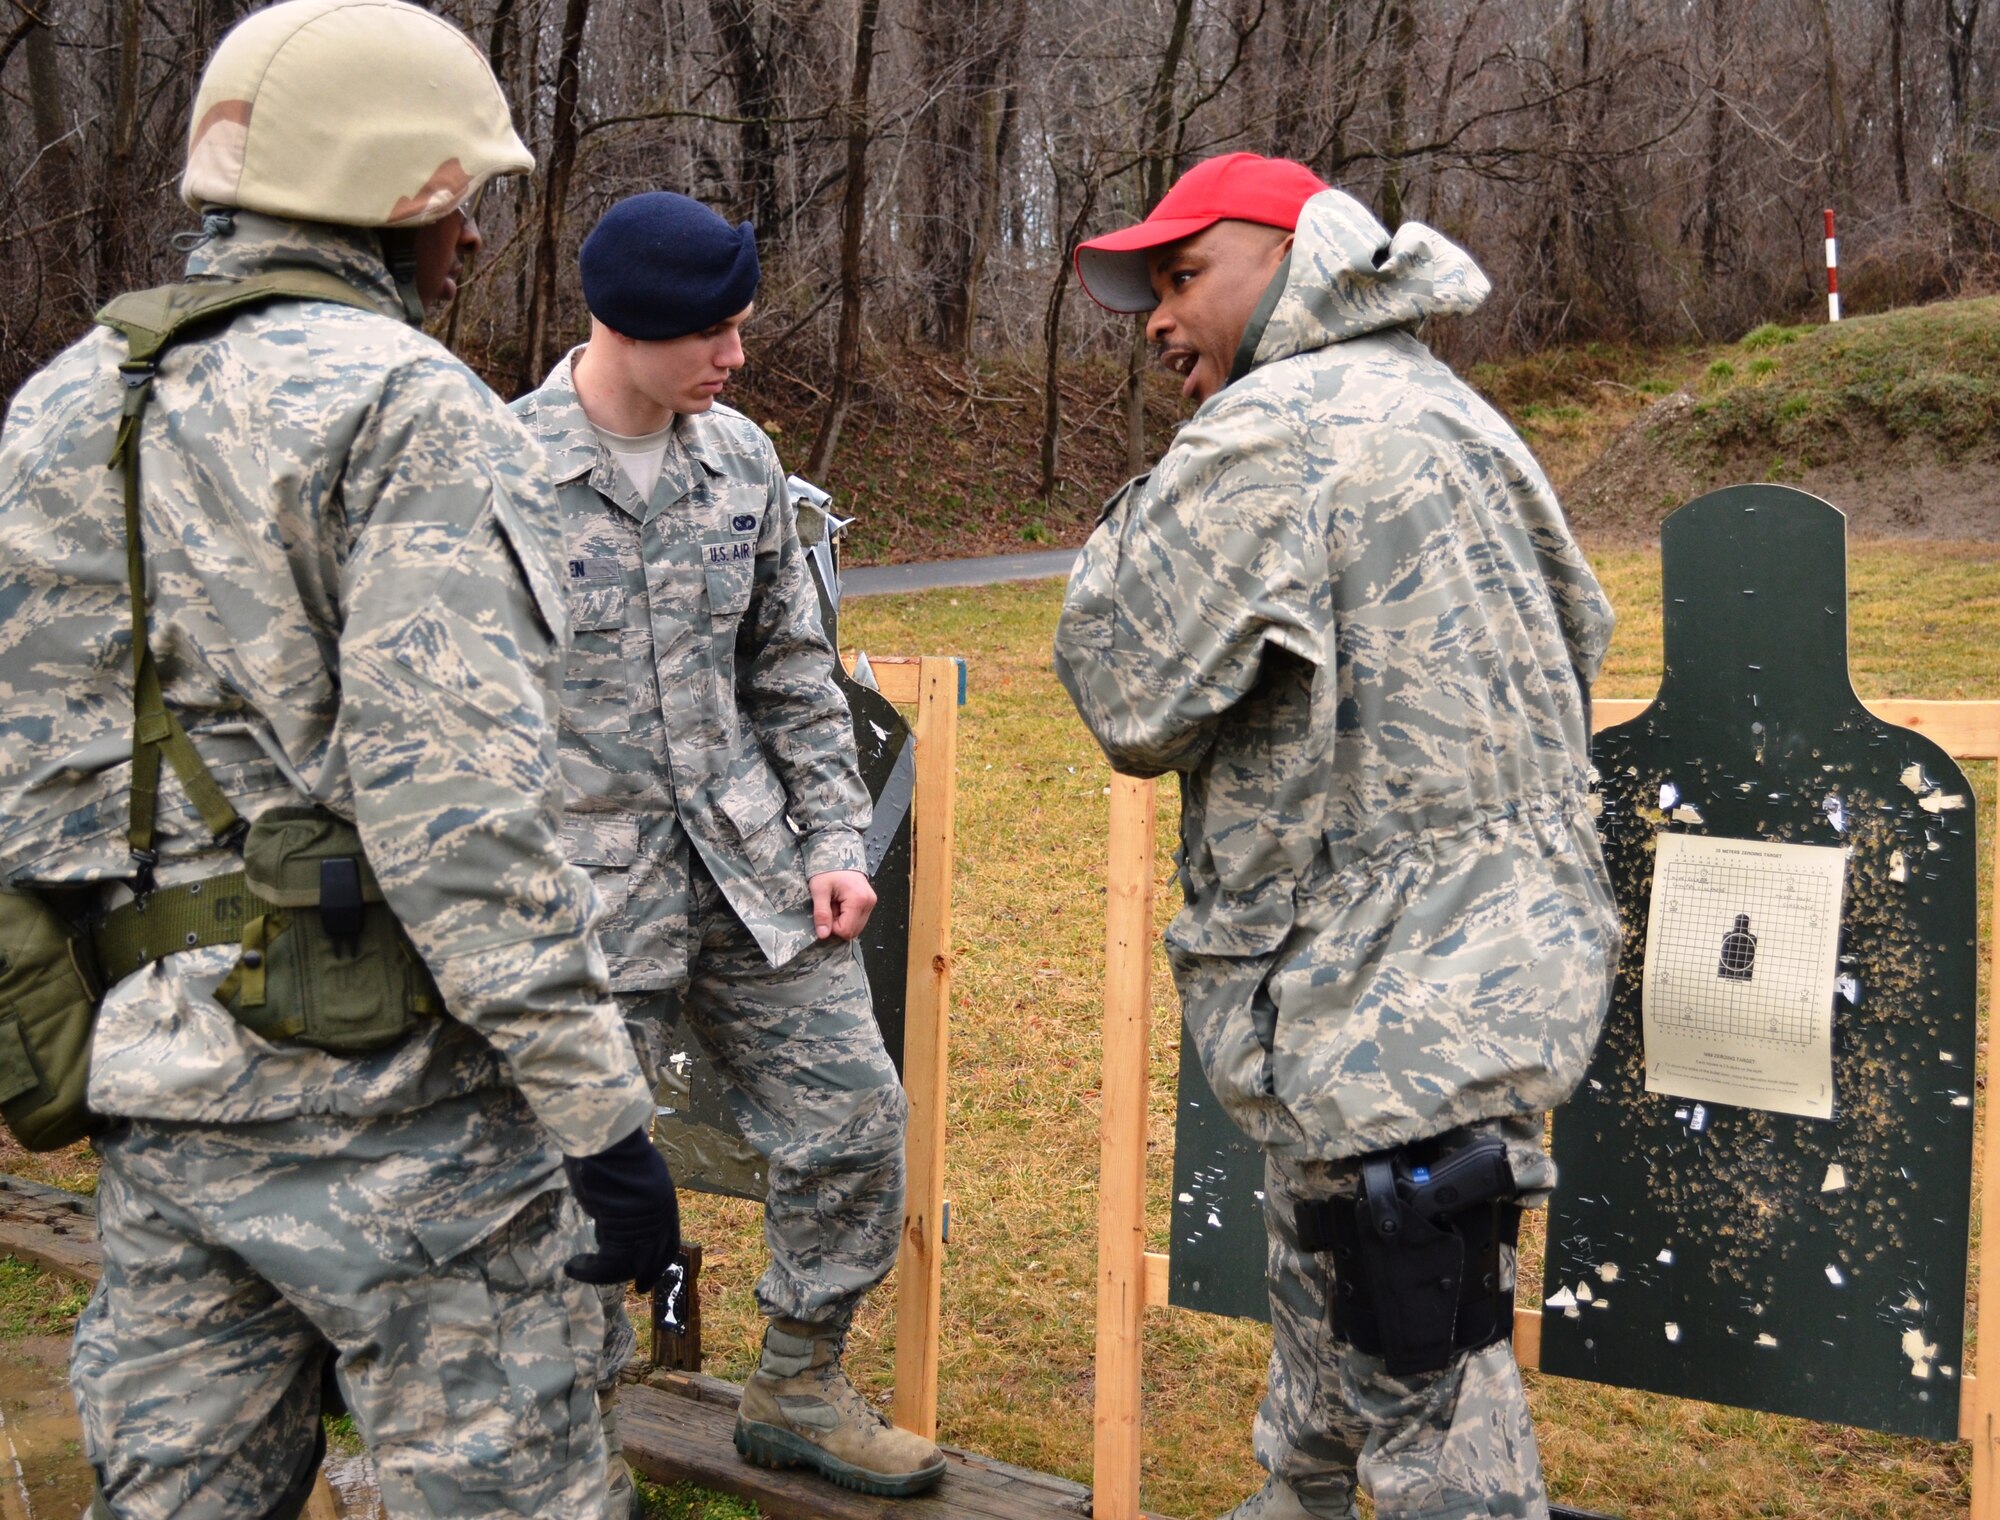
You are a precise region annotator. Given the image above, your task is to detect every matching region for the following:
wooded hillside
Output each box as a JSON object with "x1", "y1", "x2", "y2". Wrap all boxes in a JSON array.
[{"x1": 8, "y1": 0, "x2": 2000, "y2": 498}]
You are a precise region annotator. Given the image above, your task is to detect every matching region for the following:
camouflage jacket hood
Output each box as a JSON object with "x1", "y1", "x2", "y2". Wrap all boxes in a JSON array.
[
  {"x1": 1055, "y1": 197, "x2": 1618, "y2": 1161},
  {"x1": 1239, "y1": 189, "x2": 1491, "y2": 373}
]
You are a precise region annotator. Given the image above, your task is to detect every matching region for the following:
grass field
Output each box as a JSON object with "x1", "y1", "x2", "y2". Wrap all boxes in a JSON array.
[{"x1": 0, "y1": 542, "x2": 1990, "y2": 1519}]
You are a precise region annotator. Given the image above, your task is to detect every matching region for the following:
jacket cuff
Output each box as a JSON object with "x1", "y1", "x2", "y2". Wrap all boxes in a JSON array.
[
  {"x1": 547, "y1": 1082, "x2": 656, "y2": 1161},
  {"x1": 800, "y1": 825, "x2": 867, "y2": 879}
]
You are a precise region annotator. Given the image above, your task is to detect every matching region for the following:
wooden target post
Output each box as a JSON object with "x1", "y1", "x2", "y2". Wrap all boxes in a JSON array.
[
  {"x1": 1094, "y1": 774, "x2": 1162, "y2": 1520},
  {"x1": 864, "y1": 654, "x2": 964, "y2": 1440},
  {"x1": 1091, "y1": 701, "x2": 2000, "y2": 1520}
]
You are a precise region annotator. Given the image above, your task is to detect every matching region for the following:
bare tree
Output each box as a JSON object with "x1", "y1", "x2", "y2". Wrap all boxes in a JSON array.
[
  {"x1": 1890, "y1": 0, "x2": 1911, "y2": 205},
  {"x1": 1040, "y1": 172, "x2": 1099, "y2": 497},
  {"x1": 911, "y1": 0, "x2": 1031, "y2": 351},
  {"x1": 806, "y1": 0, "x2": 886, "y2": 477},
  {"x1": 1124, "y1": 0, "x2": 1196, "y2": 474},
  {"x1": 1813, "y1": 0, "x2": 1854, "y2": 203},
  {"x1": 96, "y1": 0, "x2": 145, "y2": 298},
  {"x1": 524, "y1": 0, "x2": 591, "y2": 392}
]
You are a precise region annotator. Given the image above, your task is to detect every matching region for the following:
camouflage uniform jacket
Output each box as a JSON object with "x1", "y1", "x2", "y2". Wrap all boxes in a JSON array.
[
  {"x1": 1055, "y1": 189, "x2": 1621, "y2": 1161},
  {"x1": 0, "y1": 215, "x2": 652, "y2": 1159},
  {"x1": 510, "y1": 355, "x2": 869, "y2": 987}
]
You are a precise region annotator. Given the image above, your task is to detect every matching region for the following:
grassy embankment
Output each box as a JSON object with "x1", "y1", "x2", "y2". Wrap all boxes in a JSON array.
[
  {"x1": 761, "y1": 293, "x2": 2000, "y2": 563},
  {"x1": 1554, "y1": 297, "x2": 2000, "y2": 538}
]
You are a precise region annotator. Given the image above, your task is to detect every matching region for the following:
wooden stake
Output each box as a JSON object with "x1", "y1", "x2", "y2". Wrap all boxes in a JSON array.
[
  {"x1": 302, "y1": 1474, "x2": 341, "y2": 1520},
  {"x1": 892, "y1": 656, "x2": 962, "y2": 1440},
  {"x1": 649, "y1": 1244, "x2": 705, "y2": 1373},
  {"x1": 1093, "y1": 775, "x2": 1158, "y2": 1520}
]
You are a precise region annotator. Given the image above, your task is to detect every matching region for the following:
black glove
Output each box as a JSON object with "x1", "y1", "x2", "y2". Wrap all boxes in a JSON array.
[{"x1": 562, "y1": 1127, "x2": 682, "y2": 1291}]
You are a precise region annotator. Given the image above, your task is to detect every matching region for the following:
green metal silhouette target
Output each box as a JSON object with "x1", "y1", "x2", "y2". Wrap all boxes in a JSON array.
[{"x1": 1541, "y1": 485, "x2": 1979, "y2": 1440}]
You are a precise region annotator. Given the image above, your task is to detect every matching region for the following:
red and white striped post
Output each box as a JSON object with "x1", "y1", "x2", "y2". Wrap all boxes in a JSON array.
[{"x1": 1824, "y1": 208, "x2": 1840, "y2": 322}]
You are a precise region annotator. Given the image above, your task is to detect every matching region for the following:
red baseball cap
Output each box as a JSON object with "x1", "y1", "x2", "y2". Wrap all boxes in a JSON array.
[{"x1": 1074, "y1": 153, "x2": 1329, "y2": 314}]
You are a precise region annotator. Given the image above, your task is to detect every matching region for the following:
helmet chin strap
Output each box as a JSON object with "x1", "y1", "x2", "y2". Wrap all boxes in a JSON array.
[{"x1": 377, "y1": 228, "x2": 427, "y2": 326}]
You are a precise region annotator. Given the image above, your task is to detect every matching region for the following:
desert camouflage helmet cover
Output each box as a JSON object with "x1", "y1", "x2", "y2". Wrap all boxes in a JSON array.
[{"x1": 181, "y1": 0, "x2": 534, "y2": 228}]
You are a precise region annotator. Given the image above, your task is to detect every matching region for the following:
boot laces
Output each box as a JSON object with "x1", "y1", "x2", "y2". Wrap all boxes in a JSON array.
[{"x1": 811, "y1": 1358, "x2": 893, "y2": 1429}]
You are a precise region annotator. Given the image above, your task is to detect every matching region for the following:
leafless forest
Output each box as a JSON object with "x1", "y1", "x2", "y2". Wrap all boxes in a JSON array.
[{"x1": 7, "y1": 0, "x2": 2000, "y2": 481}]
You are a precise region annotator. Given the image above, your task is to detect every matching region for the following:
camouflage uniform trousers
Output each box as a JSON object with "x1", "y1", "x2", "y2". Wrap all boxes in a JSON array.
[
  {"x1": 1253, "y1": 1115, "x2": 1554, "y2": 1520},
  {"x1": 597, "y1": 855, "x2": 908, "y2": 1388},
  {"x1": 73, "y1": 1089, "x2": 615, "y2": 1520}
]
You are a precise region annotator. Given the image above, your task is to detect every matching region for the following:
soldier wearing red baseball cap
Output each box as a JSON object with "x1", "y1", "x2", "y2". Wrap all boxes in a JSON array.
[
  {"x1": 1056, "y1": 157, "x2": 1617, "y2": 1520},
  {"x1": 1074, "y1": 152, "x2": 1330, "y2": 314},
  {"x1": 1074, "y1": 154, "x2": 1334, "y2": 406}
]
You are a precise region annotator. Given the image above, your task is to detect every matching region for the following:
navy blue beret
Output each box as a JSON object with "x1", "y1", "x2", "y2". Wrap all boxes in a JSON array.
[{"x1": 579, "y1": 191, "x2": 760, "y2": 341}]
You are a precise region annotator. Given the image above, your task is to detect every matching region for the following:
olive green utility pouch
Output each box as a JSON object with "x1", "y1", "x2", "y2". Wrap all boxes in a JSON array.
[
  {"x1": 0, "y1": 270, "x2": 414, "y2": 1156},
  {"x1": 0, "y1": 888, "x2": 106, "y2": 1151},
  {"x1": 211, "y1": 807, "x2": 441, "y2": 1055}
]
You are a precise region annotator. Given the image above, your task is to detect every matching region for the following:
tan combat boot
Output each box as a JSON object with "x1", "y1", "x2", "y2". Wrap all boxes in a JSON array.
[
  {"x1": 1215, "y1": 1477, "x2": 1359, "y2": 1520},
  {"x1": 733, "y1": 1319, "x2": 946, "y2": 1496}
]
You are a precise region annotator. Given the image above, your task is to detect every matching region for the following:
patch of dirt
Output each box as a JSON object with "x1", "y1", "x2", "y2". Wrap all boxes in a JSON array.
[
  {"x1": 0, "y1": 1326, "x2": 388, "y2": 1519},
  {"x1": 1562, "y1": 389, "x2": 2000, "y2": 542}
]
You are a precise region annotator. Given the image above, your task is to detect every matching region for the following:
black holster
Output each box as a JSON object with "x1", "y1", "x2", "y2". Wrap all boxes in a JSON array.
[{"x1": 1298, "y1": 1133, "x2": 1522, "y2": 1377}]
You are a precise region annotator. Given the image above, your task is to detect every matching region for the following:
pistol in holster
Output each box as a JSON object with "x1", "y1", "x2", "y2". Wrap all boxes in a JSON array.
[{"x1": 1295, "y1": 1132, "x2": 1522, "y2": 1378}]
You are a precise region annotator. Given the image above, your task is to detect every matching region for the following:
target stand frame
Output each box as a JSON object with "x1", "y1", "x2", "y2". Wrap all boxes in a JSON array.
[{"x1": 1092, "y1": 697, "x2": 2000, "y2": 1520}]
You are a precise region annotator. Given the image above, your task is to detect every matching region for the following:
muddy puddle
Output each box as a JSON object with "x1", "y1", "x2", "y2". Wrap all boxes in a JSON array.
[{"x1": 0, "y1": 1336, "x2": 96, "y2": 1518}]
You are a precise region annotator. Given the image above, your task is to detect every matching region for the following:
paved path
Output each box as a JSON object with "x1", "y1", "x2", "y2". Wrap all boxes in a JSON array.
[{"x1": 842, "y1": 547, "x2": 1077, "y2": 597}]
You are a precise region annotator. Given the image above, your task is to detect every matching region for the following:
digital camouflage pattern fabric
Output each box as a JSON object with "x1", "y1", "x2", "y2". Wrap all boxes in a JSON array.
[
  {"x1": 1054, "y1": 186, "x2": 1620, "y2": 1165},
  {"x1": 512, "y1": 355, "x2": 904, "y2": 1340},
  {"x1": 0, "y1": 214, "x2": 651, "y2": 1160},
  {"x1": 626, "y1": 872, "x2": 906, "y2": 1327},
  {"x1": 511, "y1": 352, "x2": 872, "y2": 988},
  {"x1": 76, "y1": 1090, "x2": 614, "y2": 1520}
]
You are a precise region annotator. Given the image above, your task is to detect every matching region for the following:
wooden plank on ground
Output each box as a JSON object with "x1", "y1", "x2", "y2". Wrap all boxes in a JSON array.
[
  {"x1": 0, "y1": 1176, "x2": 102, "y2": 1282},
  {"x1": 622, "y1": 1371, "x2": 1145, "y2": 1520}
]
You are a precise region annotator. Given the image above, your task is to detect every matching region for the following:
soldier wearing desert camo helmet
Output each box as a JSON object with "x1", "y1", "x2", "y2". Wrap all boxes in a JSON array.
[
  {"x1": 178, "y1": 0, "x2": 537, "y2": 317},
  {"x1": 0, "y1": 2, "x2": 676, "y2": 1517}
]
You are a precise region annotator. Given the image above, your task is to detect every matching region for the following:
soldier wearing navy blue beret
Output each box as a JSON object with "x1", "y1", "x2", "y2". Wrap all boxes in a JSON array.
[{"x1": 512, "y1": 191, "x2": 944, "y2": 1508}]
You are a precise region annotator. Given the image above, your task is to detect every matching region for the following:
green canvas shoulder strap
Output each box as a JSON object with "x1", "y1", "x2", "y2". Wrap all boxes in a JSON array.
[{"x1": 93, "y1": 270, "x2": 382, "y2": 885}]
